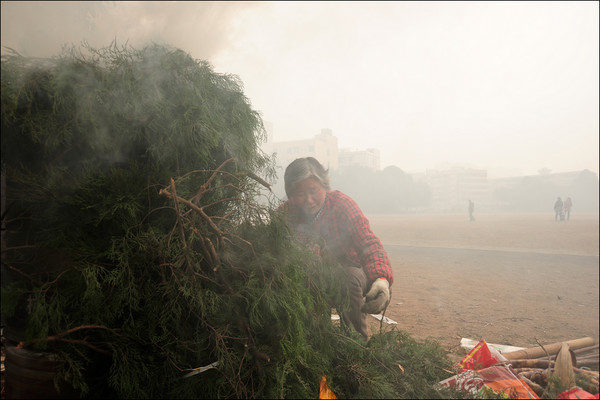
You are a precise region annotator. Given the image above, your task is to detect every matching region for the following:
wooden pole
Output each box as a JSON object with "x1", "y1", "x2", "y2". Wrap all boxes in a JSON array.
[{"x1": 502, "y1": 337, "x2": 596, "y2": 360}]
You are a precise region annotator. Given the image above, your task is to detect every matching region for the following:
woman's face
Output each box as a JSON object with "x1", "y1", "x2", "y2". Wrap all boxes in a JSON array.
[{"x1": 290, "y1": 177, "x2": 327, "y2": 216}]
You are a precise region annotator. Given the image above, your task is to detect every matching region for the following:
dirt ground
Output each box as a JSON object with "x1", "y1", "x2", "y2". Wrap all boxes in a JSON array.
[{"x1": 364, "y1": 212, "x2": 599, "y2": 364}]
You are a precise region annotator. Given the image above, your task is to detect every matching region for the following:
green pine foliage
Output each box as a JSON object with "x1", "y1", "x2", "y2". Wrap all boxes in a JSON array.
[{"x1": 2, "y1": 42, "x2": 465, "y2": 399}]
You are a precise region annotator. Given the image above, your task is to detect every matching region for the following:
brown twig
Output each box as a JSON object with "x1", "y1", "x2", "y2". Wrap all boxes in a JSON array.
[
  {"x1": 3, "y1": 263, "x2": 37, "y2": 282},
  {"x1": 222, "y1": 235, "x2": 255, "y2": 257},
  {"x1": 200, "y1": 194, "x2": 253, "y2": 211},
  {"x1": 535, "y1": 337, "x2": 552, "y2": 370},
  {"x1": 573, "y1": 367, "x2": 600, "y2": 377},
  {"x1": 179, "y1": 194, "x2": 224, "y2": 237},
  {"x1": 189, "y1": 158, "x2": 238, "y2": 203},
  {"x1": 573, "y1": 344, "x2": 600, "y2": 354},
  {"x1": 236, "y1": 320, "x2": 271, "y2": 364},
  {"x1": 205, "y1": 237, "x2": 221, "y2": 271},
  {"x1": 160, "y1": 187, "x2": 225, "y2": 241},
  {"x1": 247, "y1": 345, "x2": 271, "y2": 362},
  {"x1": 1, "y1": 244, "x2": 39, "y2": 253},
  {"x1": 169, "y1": 178, "x2": 192, "y2": 272},
  {"x1": 520, "y1": 375, "x2": 545, "y2": 396},
  {"x1": 50, "y1": 338, "x2": 111, "y2": 355},
  {"x1": 17, "y1": 324, "x2": 117, "y2": 355},
  {"x1": 193, "y1": 227, "x2": 214, "y2": 266},
  {"x1": 378, "y1": 301, "x2": 390, "y2": 333},
  {"x1": 246, "y1": 171, "x2": 271, "y2": 192}
]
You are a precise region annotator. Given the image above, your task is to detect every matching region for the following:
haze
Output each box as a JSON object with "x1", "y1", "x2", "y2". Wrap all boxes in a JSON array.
[{"x1": 1, "y1": 1, "x2": 598, "y2": 179}]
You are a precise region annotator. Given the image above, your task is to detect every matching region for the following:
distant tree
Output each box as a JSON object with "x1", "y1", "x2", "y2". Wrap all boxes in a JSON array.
[
  {"x1": 330, "y1": 165, "x2": 377, "y2": 210},
  {"x1": 330, "y1": 165, "x2": 431, "y2": 213},
  {"x1": 492, "y1": 170, "x2": 599, "y2": 213},
  {"x1": 409, "y1": 179, "x2": 432, "y2": 211},
  {"x1": 567, "y1": 169, "x2": 600, "y2": 213},
  {"x1": 377, "y1": 166, "x2": 405, "y2": 212},
  {"x1": 493, "y1": 176, "x2": 559, "y2": 212}
]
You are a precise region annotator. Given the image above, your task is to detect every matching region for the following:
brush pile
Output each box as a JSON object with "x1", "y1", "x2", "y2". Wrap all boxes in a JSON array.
[{"x1": 1, "y1": 42, "x2": 462, "y2": 399}]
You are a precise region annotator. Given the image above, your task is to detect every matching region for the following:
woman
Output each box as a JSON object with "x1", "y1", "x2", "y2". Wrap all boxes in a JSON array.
[{"x1": 280, "y1": 157, "x2": 393, "y2": 339}]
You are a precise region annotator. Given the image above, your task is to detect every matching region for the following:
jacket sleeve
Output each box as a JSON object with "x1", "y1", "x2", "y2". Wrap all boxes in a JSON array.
[{"x1": 342, "y1": 196, "x2": 394, "y2": 285}]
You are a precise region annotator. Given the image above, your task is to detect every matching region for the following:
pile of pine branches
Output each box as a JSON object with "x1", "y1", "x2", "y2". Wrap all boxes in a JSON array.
[{"x1": 1, "y1": 42, "x2": 463, "y2": 399}]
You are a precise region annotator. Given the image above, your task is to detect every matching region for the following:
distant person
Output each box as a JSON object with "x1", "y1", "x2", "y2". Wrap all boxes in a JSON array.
[
  {"x1": 279, "y1": 157, "x2": 393, "y2": 340},
  {"x1": 563, "y1": 197, "x2": 573, "y2": 221},
  {"x1": 468, "y1": 200, "x2": 475, "y2": 221},
  {"x1": 554, "y1": 197, "x2": 564, "y2": 221}
]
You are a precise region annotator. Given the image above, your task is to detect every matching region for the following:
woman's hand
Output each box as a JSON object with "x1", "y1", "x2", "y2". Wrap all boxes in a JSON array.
[{"x1": 361, "y1": 278, "x2": 390, "y2": 314}]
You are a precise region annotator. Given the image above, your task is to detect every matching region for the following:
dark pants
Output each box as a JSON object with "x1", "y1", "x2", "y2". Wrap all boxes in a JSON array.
[{"x1": 339, "y1": 266, "x2": 369, "y2": 339}]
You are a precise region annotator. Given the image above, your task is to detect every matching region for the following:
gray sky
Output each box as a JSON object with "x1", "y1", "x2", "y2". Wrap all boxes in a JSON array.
[{"x1": 2, "y1": 1, "x2": 598, "y2": 178}]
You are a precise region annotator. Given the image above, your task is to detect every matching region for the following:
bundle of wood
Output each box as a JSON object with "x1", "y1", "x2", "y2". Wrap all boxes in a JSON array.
[{"x1": 500, "y1": 337, "x2": 599, "y2": 397}]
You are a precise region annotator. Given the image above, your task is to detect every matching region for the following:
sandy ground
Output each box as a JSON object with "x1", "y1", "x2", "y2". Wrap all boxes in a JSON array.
[{"x1": 364, "y1": 212, "x2": 599, "y2": 363}]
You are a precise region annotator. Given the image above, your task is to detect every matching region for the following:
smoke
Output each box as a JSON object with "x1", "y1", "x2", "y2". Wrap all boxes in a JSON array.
[
  {"x1": 2, "y1": 2, "x2": 598, "y2": 178},
  {"x1": 1, "y1": 1, "x2": 260, "y2": 60}
]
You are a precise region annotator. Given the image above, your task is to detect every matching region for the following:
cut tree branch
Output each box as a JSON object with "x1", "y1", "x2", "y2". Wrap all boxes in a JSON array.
[{"x1": 17, "y1": 324, "x2": 118, "y2": 355}]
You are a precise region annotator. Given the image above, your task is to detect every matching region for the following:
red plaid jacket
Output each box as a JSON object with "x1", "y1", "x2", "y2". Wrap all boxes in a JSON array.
[{"x1": 282, "y1": 190, "x2": 393, "y2": 285}]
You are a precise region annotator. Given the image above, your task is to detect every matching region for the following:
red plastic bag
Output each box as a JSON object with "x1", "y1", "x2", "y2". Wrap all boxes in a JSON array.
[
  {"x1": 456, "y1": 339, "x2": 500, "y2": 372},
  {"x1": 557, "y1": 388, "x2": 597, "y2": 399}
]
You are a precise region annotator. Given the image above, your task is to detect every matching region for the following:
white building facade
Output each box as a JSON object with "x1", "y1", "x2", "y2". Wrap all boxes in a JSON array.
[
  {"x1": 424, "y1": 167, "x2": 491, "y2": 212},
  {"x1": 263, "y1": 128, "x2": 339, "y2": 172},
  {"x1": 261, "y1": 128, "x2": 339, "y2": 199},
  {"x1": 338, "y1": 148, "x2": 380, "y2": 171}
]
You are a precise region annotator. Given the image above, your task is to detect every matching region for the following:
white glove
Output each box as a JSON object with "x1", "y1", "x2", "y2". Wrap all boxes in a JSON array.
[{"x1": 361, "y1": 278, "x2": 390, "y2": 314}]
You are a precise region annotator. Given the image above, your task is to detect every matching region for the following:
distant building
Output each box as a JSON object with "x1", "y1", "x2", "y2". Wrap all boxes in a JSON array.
[
  {"x1": 338, "y1": 148, "x2": 380, "y2": 171},
  {"x1": 263, "y1": 128, "x2": 339, "y2": 171},
  {"x1": 420, "y1": 168, "x2": 597, "y2": 213},
  {"x1": 489, "y1": 170, "x2": 582, "y2": 189},
  {"x1": 261, "y1": 128, "x2": 339, "y2": 199},
  {"x1": 424, "y1": 167, "x2": 490, "y2": 212}
]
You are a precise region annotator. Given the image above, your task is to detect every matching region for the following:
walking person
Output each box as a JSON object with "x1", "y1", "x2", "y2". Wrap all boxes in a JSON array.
[
  {"x1": 564, "y1": 197, "x2": 573, "y2": 221},
  {"x1": 279, "y1": 157, "x2": 393, "y2": 340},
  {"x1": 468, "y1": 200, "x2": 475, "y2": 222},
  {"x1": 554, "y1": 197, "x2": 564, "y2": 221}
]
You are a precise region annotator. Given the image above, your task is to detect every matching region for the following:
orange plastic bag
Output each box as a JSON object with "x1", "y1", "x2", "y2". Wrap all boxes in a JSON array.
[
  {"x1": 478, "y1": 365, "x2": 540, "y2": 399},
  {"x1": 440, "y1": 365, "x2": 540, "y2": 399}
]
